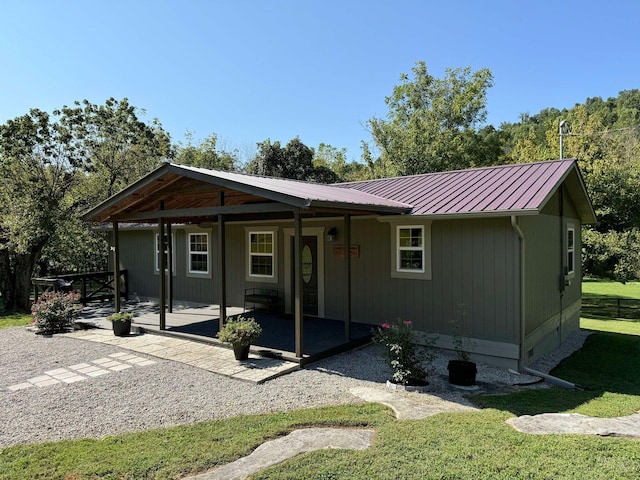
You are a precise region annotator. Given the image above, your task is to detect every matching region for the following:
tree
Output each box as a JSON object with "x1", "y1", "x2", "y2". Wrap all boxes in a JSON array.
[
  {"x1": 246, "y1": 137, "x2": 340, "y2": 183},
  {"x1": 314, "y1": 143, "x2": 372, "y2": 182},
  {"x1": 175, "y1": 132, "x2": 238, "y2": 171},
  {"x1": 0, "y1": 99, "x2": 173, "y2": 312},
  {"x1": 0, "y1": 109, "x2": 83, "y2": 311},
  {"x1": 59, "y1": 98, "x2": 173, "y2": 202},
  {"x1": 364, "y1": 61, "x2": 495, "y2": 175}
]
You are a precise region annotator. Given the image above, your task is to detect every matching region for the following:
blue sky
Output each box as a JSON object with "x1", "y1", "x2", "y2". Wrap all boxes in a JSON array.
[{"x1": 1, "y1": 1, "x2": 638, "y2": 161}]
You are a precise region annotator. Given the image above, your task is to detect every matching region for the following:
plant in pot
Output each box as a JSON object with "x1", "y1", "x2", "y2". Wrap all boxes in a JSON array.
[
  {"x1": 107, "y1": 312, "x2": 134, "y2": 336},
  {"x1": 447, "y1": 306, "x2": 478, "y2": 386},
  {"x1": 372, "y1": 319, "x2": 436, "y2": 390},
  {"x1": 218, "y1": 315, "x2": 263, "y2": 361}
]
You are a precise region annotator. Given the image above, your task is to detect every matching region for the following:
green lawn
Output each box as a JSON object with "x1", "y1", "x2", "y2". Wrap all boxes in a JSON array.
[
  {"x1": 2, "y1": 279, "x2": 640, "y2": 479},
  {"x1": 582, "y1": 278, "x2": 640, "y2": 320},
  {"x1": 0, "y1": 312, "x2": 32, "y2": 329}
]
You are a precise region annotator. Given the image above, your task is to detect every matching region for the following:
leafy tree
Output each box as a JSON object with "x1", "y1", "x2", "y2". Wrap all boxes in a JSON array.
[
  {"x1": 246, "y1": 138, "x2": 340, "y2": 183},
  {"x1": 59, "y1": 98, "x2": 173, "y2": 201},
  {"x1": 0, "y1": 109, "x2": 84, "y2": 311},
  {"x1": 175, "y1": 132, "x2": 238, "y2": 171},
  {"x1": 364, "y1": 61, "x2": 495, "y2": 175},
  {"x1": 314, "y1": 143, "x2": 372, "y2": 182}
]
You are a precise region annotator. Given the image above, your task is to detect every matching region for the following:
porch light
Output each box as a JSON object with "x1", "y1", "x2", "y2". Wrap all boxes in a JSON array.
[{"x1": 326, "y1": 227, "x2": 337, "y2": 242}]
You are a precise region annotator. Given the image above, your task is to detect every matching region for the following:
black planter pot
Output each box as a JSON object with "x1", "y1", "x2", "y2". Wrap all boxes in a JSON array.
[
  {"x1": 233, "y1": 343, "x2": 250, "y2": 361},
  {"x1": 448, "y1": 360, "x2": 477, "y2": 386},
  {"x1": 112, "y1": 320, "x2": 131, "y2": 337}
]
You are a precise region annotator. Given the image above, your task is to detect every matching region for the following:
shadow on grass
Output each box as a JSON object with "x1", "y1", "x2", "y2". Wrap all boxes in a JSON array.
[{"x1": 472, "y1": 332, "x2": 640, "y2": 416}]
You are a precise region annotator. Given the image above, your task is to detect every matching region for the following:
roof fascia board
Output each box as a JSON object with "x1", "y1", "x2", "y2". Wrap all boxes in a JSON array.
[
  {"x1": 536, "y1": 162, "x2": 597, "y2": 224},
  {"x1": 376, "y1": 210, "x2": 538, "y2": 222}
]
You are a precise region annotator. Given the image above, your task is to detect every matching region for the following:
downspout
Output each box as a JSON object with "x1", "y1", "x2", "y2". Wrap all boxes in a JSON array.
[{"x1": 510, "y1": 216, "x2": 526, "y2": 370}]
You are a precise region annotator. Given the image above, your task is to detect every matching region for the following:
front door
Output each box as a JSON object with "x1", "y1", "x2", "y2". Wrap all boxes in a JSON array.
[{"x1": 292, "y1": 236, "x2": 318, "y2": 315}]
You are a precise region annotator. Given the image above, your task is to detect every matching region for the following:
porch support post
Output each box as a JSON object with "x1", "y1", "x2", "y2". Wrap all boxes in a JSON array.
[
  {"x1": 218, "y1": 191, "x2": 226, "y2": 331},
  {"x1": 344, "y1": 213, "x2": 351, "y2": 341},
  {"x1": 294, "y1": 210, "x2": 303, "y2": 357},
  {"x1": 159, "y1": 201, "x2": 166, "y2": 330},
  {"x1": 112, "y1": 221, "x2": 121, "y2": 313},
  {"x1": 167, "y1": 222, "x2": 173, "y2": 313}
]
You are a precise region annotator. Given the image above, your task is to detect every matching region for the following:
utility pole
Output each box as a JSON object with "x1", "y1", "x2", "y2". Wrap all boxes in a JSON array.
[{"x1": 559, "y1": 120, "x2": 570, "y2": 159}]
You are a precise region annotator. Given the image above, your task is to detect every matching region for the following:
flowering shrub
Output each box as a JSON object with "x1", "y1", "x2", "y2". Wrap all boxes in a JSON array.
[
  {"x1": 372, "y1": 319, "x2": 435, "y2": 385},
  {"x1": 218, "y1": 315, "x2": 263, "y2": 346},
  {"x1": 31, "y1": 291, "x2": 82, "y2": 334}
]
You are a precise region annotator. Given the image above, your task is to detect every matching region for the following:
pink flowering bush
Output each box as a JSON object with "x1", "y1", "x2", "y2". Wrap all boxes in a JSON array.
[
  {"x1": 372, "y1": 319, "x2": 435, "y2": 385},
  {"x1": 31, "y1": 291, "x2": 81, "y2": 334}
]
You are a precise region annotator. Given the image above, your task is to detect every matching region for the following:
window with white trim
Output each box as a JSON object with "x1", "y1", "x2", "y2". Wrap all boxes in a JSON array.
[
  {"x1": 188, "y1": 232, "x2": 209, "y2": 274},
  {"x1": 567, "y1": 225, "x2": 575, "y2": 275},
  {"x1": 397, "y1": 226, "x2": 424, "y2": 272},
  {"x1": 249, "y1": 231, "x2": 274, "y2": 277},
  {"x1": 154, "y1": 233, "x2": 176, "y2": 274}
]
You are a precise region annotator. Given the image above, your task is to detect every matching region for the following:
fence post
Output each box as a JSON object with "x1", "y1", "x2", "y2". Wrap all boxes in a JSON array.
[{"x1": 617, "y1": 298, "x2": 621, "y2": 318}]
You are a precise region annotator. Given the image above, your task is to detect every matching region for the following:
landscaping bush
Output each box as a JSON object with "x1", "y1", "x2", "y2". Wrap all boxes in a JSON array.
[{"x1": 31, "y1": 291, "x2": 81, "y2": 334}]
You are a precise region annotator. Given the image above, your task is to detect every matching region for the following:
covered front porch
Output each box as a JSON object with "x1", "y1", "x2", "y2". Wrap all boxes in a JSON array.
[
  {"x1": 108, "y1": 300, "x2": 374, "y2": 365},
  {"x1": 82, "y1": 163, "x2": 410, "y2": 362}
]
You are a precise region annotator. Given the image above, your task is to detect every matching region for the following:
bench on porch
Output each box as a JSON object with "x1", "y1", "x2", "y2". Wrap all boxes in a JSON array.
[{"x1": 244, "y1": 288, "x2": 280, "y2": 314}]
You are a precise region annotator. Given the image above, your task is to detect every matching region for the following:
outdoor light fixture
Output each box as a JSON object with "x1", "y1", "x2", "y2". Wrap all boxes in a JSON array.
[{"x1": 326, "y1": 227, "x2": 337, "y2": 242}]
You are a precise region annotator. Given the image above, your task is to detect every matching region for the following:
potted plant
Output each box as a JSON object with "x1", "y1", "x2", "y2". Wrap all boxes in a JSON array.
[
  {"x1": 218, "y1": 315, "x2": 263, "y2": 360},
  {"x1": 372, "y1": 319, "x2": 436, "y2": 390},
  {"x1": 447, "y1": 307, "x2": 477, "y2": 386},
  {"x1": 107, "y1": 312, "x2": 134, "y2": 336}
]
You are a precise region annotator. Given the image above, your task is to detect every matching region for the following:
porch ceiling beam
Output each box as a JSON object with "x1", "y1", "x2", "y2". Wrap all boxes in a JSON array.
[{"x1": 111, "y1": 203, "x2": 298, "y2": 221}]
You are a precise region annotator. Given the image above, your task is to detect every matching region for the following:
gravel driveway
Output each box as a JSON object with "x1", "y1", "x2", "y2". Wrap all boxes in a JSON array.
[{"x1": 0, "y1": 326, "x2": 587, "y2": 447}]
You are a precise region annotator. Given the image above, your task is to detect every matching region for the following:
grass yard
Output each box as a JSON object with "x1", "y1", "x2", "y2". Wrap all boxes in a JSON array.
[
  {"x1": 1, "y1": 279, "x2": 640, "y2": 479},
  {"x1": 0, "y1": 311, "x2": 32, "y2": 330},
  {"x1": 582, "y1": 278, "x2": 640, "y2": 320}
]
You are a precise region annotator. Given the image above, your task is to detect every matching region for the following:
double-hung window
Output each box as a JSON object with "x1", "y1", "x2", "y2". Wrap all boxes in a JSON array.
[
  {"x1": 154, "y1": 233, "x2": 175, "y2": 274},
  {"x1": 397, "y1": 226, "x2": 424, "y2": 272},
  {"x1": 567, "y1": 225, "x2": 575, "y2": 275},
  {"x1": 188, "y1": 232, "x2": 209, "y2": 275},
  {"x1": 249, "y1": 231, "x2": 274, "y2": 278}
]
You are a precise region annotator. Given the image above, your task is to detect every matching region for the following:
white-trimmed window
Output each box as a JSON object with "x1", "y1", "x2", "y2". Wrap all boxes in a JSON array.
[
  {"x1": 567, "y1": 225, "x2": 575, "y2": 275},
  {"x1": 397, "y1": 226, "x2": 424, "y2": 273},
  {"x1": 249, "y1": 231, "x2": 274, "y2": 277},
  {"x1": 154, "y1": 233, "x2": 176, "y2": 274},
  {"x1": 384, "y1": 219, "x2": 431, "y2": 280},
  {"x1": 188, "y1": 232, "x2": 209, "y2": 275}
]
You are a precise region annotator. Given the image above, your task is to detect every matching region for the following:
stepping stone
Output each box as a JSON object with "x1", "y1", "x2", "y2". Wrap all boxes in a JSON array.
[
  {"x1": 507, "y1": 412, "x2": 640, "y2": 438},
  {"x1": 187, "y1": 428, "x2": 374, "y2": 480},
  {"x1": 350, "y1": 386, "x2": 475, "y2": 420}
]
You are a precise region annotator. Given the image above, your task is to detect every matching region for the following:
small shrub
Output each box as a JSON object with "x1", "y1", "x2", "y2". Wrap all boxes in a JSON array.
[
  {"x1": 372, "y1": 319, "x2": 436, "y2": 385},
  {"x1": 218, "y1": 315, "x2": 262, "y2": 346},
  {"x1": 31, "y1": 291, "x2": 81, "y2": 334},
  {"x1": 106, "y1": 312, "x2": 134, "y2": 322}
]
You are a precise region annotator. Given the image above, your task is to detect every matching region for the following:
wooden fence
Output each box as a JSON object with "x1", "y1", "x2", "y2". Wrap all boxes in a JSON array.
[{"x1": 32, "y1": 270, "x2": 128, "y2": 306}]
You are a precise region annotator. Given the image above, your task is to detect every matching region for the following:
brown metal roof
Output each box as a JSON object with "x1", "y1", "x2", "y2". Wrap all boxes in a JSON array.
[{"x1": 338, "y1": 159, "x2": 596, "y2": 223}]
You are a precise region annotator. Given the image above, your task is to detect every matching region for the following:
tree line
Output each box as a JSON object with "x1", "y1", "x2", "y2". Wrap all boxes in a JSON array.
[{"x1": 2, "y1": 62, "x2": 639, "y2": 311}]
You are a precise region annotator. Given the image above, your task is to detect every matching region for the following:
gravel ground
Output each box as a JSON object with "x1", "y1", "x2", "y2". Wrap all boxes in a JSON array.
[{"x1": 0, "y1": 326, "x2": 588, "y2": 447}]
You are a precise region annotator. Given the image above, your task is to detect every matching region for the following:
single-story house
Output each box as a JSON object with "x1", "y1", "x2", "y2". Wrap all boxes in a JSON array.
[{"x1": 82, "y1": 158, "x2": 596, "y2": 369}]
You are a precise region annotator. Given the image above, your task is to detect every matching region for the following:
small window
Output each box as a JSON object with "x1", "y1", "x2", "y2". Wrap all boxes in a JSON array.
[
  {"x1": 397, "y1": 226, "x2": 424, "y2": 272},
  {"x1": 567, "y1": 226, "x2": 575, "y2": 275},
  {"x1": 188, "y1": 233, "x2": 209, "y2": 274},
  {"x1": 249, "y1": 232, "x2": 274, "y2": 277},
  {"x1": 154, "y1": 233, "x2": 176, "y2": 274}
]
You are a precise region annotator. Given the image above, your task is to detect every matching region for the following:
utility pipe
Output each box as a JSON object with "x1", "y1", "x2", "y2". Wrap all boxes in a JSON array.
[{"x1": 523, "y1": 367, "x2": 584, "y2": 391}]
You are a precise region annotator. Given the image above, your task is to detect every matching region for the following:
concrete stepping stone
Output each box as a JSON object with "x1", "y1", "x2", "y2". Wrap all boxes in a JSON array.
[
  {"x1": 350, "y1": 386, "x2": 475, "y2": 420},
  {"x1": 187, "y1": 428, "x2": 374, "y2": 480},
  {"x1": 508, "y1": 412, "x2": 640, "y2": 438}
]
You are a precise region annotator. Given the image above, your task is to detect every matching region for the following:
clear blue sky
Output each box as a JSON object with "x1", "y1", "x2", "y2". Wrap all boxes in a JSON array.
[{"x1": 1, "y1": 1, "x2": 638, "y2": 162}]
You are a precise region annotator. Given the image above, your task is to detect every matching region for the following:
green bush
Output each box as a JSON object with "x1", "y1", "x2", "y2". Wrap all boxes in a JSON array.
[
  {"x1": 31, "y1": 291, "x2": 81, "y2": 334},
  {"x1": 218, "y1": 315, "x2": 262, "y2": 346},
  {"x1": 106, "y1": 312, "x2": 134, "y2": 322}
]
